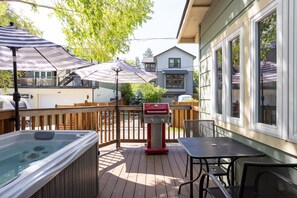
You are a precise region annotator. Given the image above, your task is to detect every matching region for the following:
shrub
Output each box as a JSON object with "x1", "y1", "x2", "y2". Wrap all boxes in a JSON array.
[{"x1": 122, "y1": 83, "x2": 166, "y2": 104}]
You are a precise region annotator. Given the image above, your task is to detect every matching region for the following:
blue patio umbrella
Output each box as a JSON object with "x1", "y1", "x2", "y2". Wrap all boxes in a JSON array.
[{"x1": 0, "y1": 22, "x2": 93, "y2": 131}]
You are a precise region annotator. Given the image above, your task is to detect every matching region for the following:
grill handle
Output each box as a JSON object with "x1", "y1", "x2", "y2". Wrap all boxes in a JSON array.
[{"x1": 146, "y1": 110, "x2": 167, "y2": 114}]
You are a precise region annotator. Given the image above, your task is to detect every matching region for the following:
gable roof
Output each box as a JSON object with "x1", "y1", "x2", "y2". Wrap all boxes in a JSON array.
[{"x1": 154, "y1": 46, "x2": 196, "y2": 59}]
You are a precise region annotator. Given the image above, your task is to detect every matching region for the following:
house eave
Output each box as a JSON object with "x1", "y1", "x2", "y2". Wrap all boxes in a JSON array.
[{"x1": 177, "y1": 0, "x2": 212, "y2": 44}]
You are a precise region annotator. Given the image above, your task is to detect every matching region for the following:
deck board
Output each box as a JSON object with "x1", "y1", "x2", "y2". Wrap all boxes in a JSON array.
[{"x1": 98, "y1": 143, "x2": 204, "y2": 198}]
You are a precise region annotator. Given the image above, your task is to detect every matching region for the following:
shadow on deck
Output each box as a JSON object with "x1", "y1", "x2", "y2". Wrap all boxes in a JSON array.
[{"x1": 98, "y1": 143, "x2": 203, "y2": 198}]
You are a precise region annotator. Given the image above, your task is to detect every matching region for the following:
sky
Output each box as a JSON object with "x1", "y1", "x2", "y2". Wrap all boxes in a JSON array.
[{"x1": 10, "y1": 0, "x2": 198, "y2": 65}]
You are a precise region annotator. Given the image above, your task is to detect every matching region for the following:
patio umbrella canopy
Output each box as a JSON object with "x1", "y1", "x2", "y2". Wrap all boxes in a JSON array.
[
  {"x1": 0, "y1": 22, "x2": 93, "y2": 130},
  {"x1": 75, "y1": 59, "x2": 157, "y2": 84},
  {"x1": 75, "y1": 59, "x2": 157, "y2": 148}
]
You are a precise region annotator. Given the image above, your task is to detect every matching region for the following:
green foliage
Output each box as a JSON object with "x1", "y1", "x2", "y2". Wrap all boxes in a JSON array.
[
  {"x1": 259, "y1": 12, "x2": 276, "y2": 61},
  {"x1": 193, "y1": 68, "x2": 199, "y2": 94},
  {"x1": 138, "y1": 83, "x2": 166, "y2": 103},
  {"x1": 231, "y1": 37, "x2": 240, "y2": 72},
  {"x1": 122, "y1": 83, "x2": 166, "y2": 103},
  {"x1": 0, "y1": 70, "x2": 13, "y2": 93},
  {"x1": 54, "y1": 0, "x2": 154, "y2": 62},
  {"x1": 0, "y1": 2, "x2": 42, "y2": 92},
  {"x1": 0, "y1": 3, "x2": 42, "y2": 36},
  {"x1": 134, "y1": 88, "x2": 143, "y2": 100},
  {"x1": 121, "y1": 83, "x2": 133, "y2": 101}
]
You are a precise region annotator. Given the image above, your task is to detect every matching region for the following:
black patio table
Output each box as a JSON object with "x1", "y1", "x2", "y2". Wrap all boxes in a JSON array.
[{"x1": 178, "y1": 137, "x2": 265, "y2": 198}]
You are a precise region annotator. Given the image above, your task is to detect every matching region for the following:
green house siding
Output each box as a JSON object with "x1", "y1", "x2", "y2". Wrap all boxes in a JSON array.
[
  {"x1": 200, "y1": 0, "x2": 254, "y2": 51},
  {"x1": 197, "y1": 0, "x2": 297, "y2": 162},
  {"x1": 215, "y1": 126, "x2": 297, "y2": 164}
]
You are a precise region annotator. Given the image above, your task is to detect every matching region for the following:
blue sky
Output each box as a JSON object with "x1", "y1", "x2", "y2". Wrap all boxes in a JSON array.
[{"x1": 11, "y1": 0, "x2": 198, "y2": 65}]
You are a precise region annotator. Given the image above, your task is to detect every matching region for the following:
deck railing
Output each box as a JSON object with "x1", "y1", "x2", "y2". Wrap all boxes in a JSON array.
[{"x1": 0, "y1": 103, "x2": 198, "y2": 147}]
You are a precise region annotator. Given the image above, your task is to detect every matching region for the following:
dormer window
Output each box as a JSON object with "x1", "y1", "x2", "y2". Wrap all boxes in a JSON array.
[{"x1": 169, "y1": 58, "x2": 181, "y2": 68}]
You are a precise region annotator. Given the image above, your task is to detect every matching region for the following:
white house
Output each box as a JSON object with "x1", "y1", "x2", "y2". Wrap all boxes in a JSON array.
[{"x1": 142, "y1": 46, "x2": 196, "y2": 103}]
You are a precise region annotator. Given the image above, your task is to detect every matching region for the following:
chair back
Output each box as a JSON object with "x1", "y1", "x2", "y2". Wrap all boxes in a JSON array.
[
  {"x1": 239, "y1": 162, "x2": 297, "y2": 198},
  {"x1": 183, "y1": 120, "x2": 215, "y2": 137}
]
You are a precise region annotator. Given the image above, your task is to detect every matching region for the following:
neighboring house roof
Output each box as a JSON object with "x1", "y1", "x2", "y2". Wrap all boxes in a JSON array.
[
  {"x1": 154, "y1": 46, "x2": 196, "y2": 59},
  {"x1": 162, "y1": 70, "x2": 188, "y2": 74},
  {"x1": 141, "y1": 57, "x2": 155, "y2": 63}
]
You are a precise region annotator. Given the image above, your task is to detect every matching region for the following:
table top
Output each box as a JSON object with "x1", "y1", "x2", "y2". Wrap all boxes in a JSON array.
[{"x1": 178, "y1": 137, "x2": 265, "y2": 159}]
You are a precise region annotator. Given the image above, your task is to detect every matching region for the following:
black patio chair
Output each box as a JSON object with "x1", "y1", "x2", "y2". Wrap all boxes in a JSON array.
[
  {"x1": 178, "y1": 120, "x2": 230, "y2": 193},
  {"x1": 199, "y1": 162, "x2": 297, "y2": 198}
]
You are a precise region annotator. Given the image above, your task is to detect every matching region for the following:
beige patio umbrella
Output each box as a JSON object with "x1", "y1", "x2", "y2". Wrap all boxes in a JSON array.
[
  {"x1": 75, "y1": 59, "x2": 157, "y2": 148},
  {"x1": 0, "y1": 22, "x2": 93, "y2": 130}
]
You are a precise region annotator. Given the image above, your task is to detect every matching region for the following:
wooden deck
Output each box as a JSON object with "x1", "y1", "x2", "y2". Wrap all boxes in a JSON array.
[{"x1": 98, "y1": 143, "x2": 202, "y2": 198}]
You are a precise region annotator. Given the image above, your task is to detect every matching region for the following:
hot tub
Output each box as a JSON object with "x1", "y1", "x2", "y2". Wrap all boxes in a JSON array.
[{"x1": 0, "y1": 130, "x2": 98, "y2": 198}]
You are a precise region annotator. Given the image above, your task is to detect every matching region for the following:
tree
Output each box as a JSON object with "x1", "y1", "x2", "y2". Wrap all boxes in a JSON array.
[
  {"x1": 2, "y1": 0, "x2": 154, "y2": 62},
  {"x1": 259, "y1": 12, "x2": 276, "y2": 61},
  {"x1": 143, "y1": 48, "x2": 153, "y2": 58},
  {"x1": 135, "y1": 57, "x2": 142, "y2": 68},
  {"x1": 53, "y1": 0, "x2": 154, "y2": 62},
  {"x1": 0, "y1": 2, "x2": 42, "y2": 92},
  {"x1": 193, "y1": 68, "x2": 199, "y2": 94},
  {"x1": 1, "y1": 0, "x2": 153, "y2": 90}
]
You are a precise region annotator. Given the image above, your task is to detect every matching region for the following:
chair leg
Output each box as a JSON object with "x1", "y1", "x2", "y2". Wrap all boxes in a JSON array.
[
  {"x1": 185, "y1": 154, "x2": 189, "y2": 177},
  {"x1": 179, "y1": 159, "x2": 203, "y2": 194}
]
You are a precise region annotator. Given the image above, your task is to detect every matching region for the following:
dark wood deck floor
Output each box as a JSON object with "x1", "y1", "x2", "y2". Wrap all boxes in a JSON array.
[{"x1": 98, "y1": 143, "x2": 203, "y2": 198}]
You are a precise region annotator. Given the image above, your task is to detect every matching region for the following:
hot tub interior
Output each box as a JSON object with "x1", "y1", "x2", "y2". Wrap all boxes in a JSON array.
[
  {"x1": 0, "y1": 140, "x2": 70, "y2": 187},
  {"x1": 0, "y1": 130, "x2": 98, "y2": 197}
]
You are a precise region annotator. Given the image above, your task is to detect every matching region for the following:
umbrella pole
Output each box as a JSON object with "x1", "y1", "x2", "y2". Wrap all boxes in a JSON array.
[
  {"x1": 12, "y1": 47, "x2": 20, "y2": 131},
  {"x1": 115, "y1": 69, "x2": 120, "y2": 149}
]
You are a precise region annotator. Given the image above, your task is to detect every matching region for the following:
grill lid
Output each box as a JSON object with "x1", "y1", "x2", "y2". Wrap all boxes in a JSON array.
[{"x1": 143, "y1": 103, "x2": 169, "y2": 114}]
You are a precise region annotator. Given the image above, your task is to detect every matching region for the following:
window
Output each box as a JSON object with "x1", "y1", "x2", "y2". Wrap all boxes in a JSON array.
[
  {"x1": 47, "y1": 72, "x2": 52, "y2": 79},
  {"x1": 250, "y1": 1, "x2": 282, "y2": 137},
  {"x1": 169, "y1": 58, "x2": 181, "y2": 68},
  {"x1": 145, "y1": 63, "x2": 156, "y2": 72},
  {"x1": 34, "y1": 71, "x2": 52, "y2": 79},
  {"x1": 41, "y1": 72, "x2": 46, "y2": 79},
  {"x1": 230, "y1": 36, "x2": 240, "y2": 118},
  {"x1": 257, "y1": 12, "x2": 277, "y2": 126},
  {"x1": 225, "y1": 27, "x2": 244, "y2": 126},
  {"x1": 212, "y1": 29, "x2": 243, "y2": 125},
  {"x1": 215, "y1": 48, "x2": 223, "y2": 114},
  {"x1": 166, "y1": 74, "x2": 184, "y2": 89}
]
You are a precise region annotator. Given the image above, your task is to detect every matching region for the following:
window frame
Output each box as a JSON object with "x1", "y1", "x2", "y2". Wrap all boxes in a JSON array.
[
  {"x1": 165, "y1": 74, "x2": 185, "y2": 90},
  {"x1": 250, "y1": 1, "x2": 283, "y2": 137},
  {"x1": 168, "y1": 58, "x2": 181, "y2": 68},
  {"x1": 212, "y1": 41, "x2": 225, "y2": 121},
  {"x1": 225, "y1": 27, "x2": 244, "y2": 127},
  {"x1": 145, "y1": 63, "x2": 156, "y2": 72},
  {"x1": 288, "y1": 0, "x2": 297, "y2": 142}
]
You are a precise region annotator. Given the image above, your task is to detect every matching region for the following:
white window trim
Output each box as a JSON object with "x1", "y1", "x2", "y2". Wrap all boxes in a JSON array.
[
  {"x1": 225, "y1": 27, "x2": 244, "y2": 127},
  {"x1": 212, "y1": 41, "x2": 225, "y2": 121},
  {"x1": 288, "y1": 0, "x2": 297, "y2": 142},
  {"x1": 250, "y1": 0, "x2": 284, "y2": 138}
]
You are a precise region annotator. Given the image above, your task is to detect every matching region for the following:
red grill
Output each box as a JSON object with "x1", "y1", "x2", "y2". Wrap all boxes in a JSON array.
[{"x1": 143, "y1": 103, "x2": 170, "y2": 154}]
